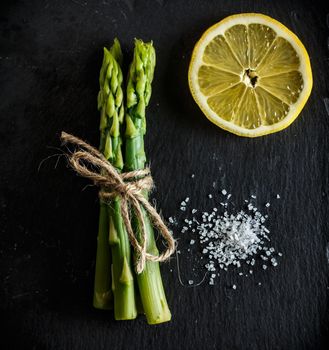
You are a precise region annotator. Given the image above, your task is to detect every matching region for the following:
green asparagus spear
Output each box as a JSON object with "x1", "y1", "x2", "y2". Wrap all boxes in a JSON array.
[
  {"x1": 124, "y1": 39, "x2": 171, "y2": 324},
  {"x1": 94, "y1": 39, "x2": 137, "y2": 320}
]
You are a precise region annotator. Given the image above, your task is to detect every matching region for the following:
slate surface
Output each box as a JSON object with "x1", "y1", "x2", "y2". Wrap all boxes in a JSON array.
[{"x1": 1, "y1": 0, "x2": 329, "y2": 349}]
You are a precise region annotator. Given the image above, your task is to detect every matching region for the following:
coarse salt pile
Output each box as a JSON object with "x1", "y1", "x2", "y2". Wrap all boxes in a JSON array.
[{"x1": 169, "y1": 189, "x2": 282, "y2": 286}]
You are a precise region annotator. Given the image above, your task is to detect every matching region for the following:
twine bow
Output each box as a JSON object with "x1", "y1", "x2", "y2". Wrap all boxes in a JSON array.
[{"x1": 60, "y1": 131, "x2": 176, "y2": 273}]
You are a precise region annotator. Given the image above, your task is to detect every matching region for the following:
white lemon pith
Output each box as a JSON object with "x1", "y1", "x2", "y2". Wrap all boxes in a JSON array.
[{"x1": 188, "y1": 13, "x2": 313, "y2": 137}]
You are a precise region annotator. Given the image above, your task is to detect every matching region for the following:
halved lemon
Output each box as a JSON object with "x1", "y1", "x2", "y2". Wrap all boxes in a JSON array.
[{"x1": 188, "y1": 13, "x2": 312, "y2": 137}]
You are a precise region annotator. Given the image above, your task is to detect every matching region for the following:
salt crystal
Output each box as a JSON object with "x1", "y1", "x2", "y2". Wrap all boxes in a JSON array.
[
  {"x1": 251, "y1": 195, "x2": 256, "y2": 199},
  {"x1": 232, "y1": 284, "x2": 237, "y2": 289},
  {"x1": 262, "y1": 265, "x2": 267, "y2": 270},
  {"x1": 190, "y1": 239, "x2": 195, "y2": 245},
  {"x1": 208, "y1": 194, "x2": 213, "y2": 198},
  {"x1": 265, "y1": 203, "x2": 270, "y2": 207},
  {"x1": 276, "y1": 194, "x2": 280, "y2": 199},
  {"x1": 222, "y1": 189, "x2": 227, "y2": 195},
  {"x1": 192, "y1": 209, "x2": 197, "y2": 214},
  {"x1": 227, "y1": 194, "x2": 232, "y2": 199},
  {"x1": 188, "y1": 280, "x2": 194, "y2": 285}
]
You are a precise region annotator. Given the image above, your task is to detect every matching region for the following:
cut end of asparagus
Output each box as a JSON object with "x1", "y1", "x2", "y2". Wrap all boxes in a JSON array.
[
  {"x1": 114, "y1": 313, "x2": 137, "y2": 321},
  {"x1": 146, "y1": 302, "x2": 172, "y2": 325},
  {"x1": 93, "y1": 290, "x2": 113, "y2": 310}
]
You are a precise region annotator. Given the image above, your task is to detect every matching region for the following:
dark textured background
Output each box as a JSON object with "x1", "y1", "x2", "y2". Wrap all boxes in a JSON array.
[{"x1": 1, "y1": 0, "x2": 329, "y2": 349}]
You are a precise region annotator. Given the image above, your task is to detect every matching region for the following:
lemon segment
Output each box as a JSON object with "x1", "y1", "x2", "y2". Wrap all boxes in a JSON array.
[
  {"x1": 235, "y1": 87, "x2": 261, "y2": 129},
  {"x1": 198, "y1": 66, "x2": 241, "y2": 96},
  {"x1": 248, "y1": 24, "x2": 276, "y2": 69},
  {"x1": 203, "y1": 35, "x2": 243, "y2": 73},
  {"x1": 256, "y1": 37, "x2": 300, "y2": 76},
  {"x1": 258, "y1": 71, "x2": 304, "y2": 105},
  {"x1": 225, "y1": 24, "x2": 249, "y2": 68},
  {"x1": 207, "y1": 83, "x2": 246, "y2": 122},
  {"x1": 255, "y1": 86, "x2": 289, "y2": 125},
  {"x1": 188, "y1": 13, "x2": 313, "y2": 137}
]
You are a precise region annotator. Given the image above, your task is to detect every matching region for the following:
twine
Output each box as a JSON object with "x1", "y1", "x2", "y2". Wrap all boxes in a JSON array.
[{"x1": 60, "y1": 131, "x2": 176, "y2": 273}]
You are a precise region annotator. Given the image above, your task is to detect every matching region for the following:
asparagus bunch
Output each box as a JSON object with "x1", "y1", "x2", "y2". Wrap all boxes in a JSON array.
[
  {"x1": 94, "y1": 39, "x2": 137, "y2": 320},
  {"x1": 93, "y1": 38, "x2": 171, "y2": 324},
  {"x1": 125, "y1": 39, "x2": 171, "y2": 324}
]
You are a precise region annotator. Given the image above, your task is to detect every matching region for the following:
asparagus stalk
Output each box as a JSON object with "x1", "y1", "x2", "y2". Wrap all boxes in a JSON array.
[
  {"x1": 94, "y1": 39, "x2": 137, "y2": 320},
  {"x1": 124, "y1": 39, "x2": 171, "y2": 324},
  {"x1": 93, "y1": 42, "x2": 118, "y2": 310},
  {"x1": 93, "y1": 202, "x2": 112, "y2": 309}
]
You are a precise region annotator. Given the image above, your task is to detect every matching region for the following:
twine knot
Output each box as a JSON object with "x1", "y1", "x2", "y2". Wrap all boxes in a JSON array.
[{"x1": 60, "y1": 131, "x2": 176, "y2": 273}]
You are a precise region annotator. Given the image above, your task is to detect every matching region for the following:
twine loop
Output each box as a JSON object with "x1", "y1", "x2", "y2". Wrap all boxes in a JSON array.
[{"x1": 61, "y1": 131, "x2": 176, "y2": 273}]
